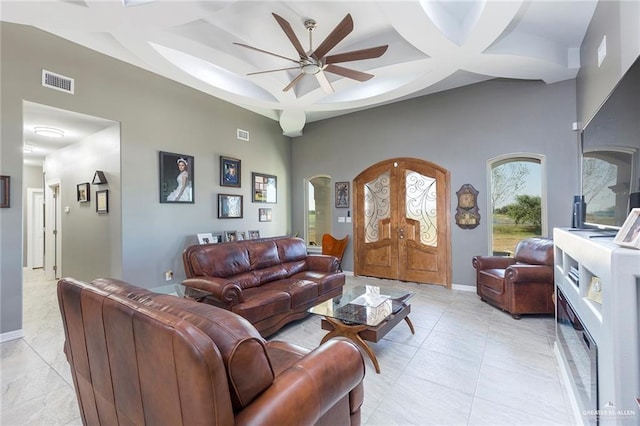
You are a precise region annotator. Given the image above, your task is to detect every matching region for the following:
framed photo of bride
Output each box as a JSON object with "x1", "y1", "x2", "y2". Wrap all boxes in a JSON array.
[{"x1": 159, "y1": 151, "x2": 194, "y2": 204}]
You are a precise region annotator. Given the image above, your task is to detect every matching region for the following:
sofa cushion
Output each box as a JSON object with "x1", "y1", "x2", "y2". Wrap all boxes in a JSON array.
[
  {"x1": 292, "y1": 270, "x2": 344, "y2": 295},
  {"x1": 232, "y1": 288, "x2": 291, "y2": 324},
  {"x1": 247, "y1": 241, "x2": 281, "y2": 269},
  {"x1": 276, "y1": 238, "x2": 308, "y2": 262},
  {"x1": 478, "y1": 269, "x2": 506, "y2": 293},
  {"x1": 261, "y1": 279, "x2": 319, "y2": 308},
  {"x1": 90, "y1": 279, "x2": 275, "y2": 412},
  {"x1": 514, "y1": 237, "x2": 554, "y2": 266},
  {"x1": 189, "y1": 243, "x2": 251, "y2": 277}
]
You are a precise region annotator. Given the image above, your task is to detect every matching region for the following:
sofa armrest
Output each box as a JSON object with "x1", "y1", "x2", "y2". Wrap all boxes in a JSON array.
[
  {"x1": 505, "y1": 264, "x2": 554, "y2": 283},
  {"x1": 235, "y1": 338, "x2": 365, "y2": 426},
  {"x1": 182, "y1": 277, "x2": 244, "y2": 306},
  {"x1": 306, "y1": 254, "x2": 340, "y2": 272},
  {"x1": 472, "y1": 256, "x2": 516, "y2": 271}
]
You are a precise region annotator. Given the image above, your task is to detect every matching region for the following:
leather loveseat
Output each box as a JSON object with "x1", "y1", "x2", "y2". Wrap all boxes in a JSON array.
[
  {"x1": 58, "y1": 277, "x2": 365, "y2": 426},
  {"x1": 472, "y1": 237, "x2": 554, "y2": 319},
  {"x1": 182, "y1": 236, "x2": 345, "y2": 336}
]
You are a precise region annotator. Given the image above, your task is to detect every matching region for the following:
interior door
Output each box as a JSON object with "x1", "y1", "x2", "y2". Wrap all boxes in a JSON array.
[{"x1": 354, "y1": 158, "x2": 451, "y2": 287}]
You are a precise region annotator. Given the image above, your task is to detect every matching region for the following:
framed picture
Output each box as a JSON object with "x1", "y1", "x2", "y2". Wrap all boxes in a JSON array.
[
  {"x1": 237, "y1": 231, "x2": 246, "y2": 241},
  {"x1": 335, "y1": 181, "x2": 349, "y2": 208},
  {"x1": 220, "y1": 156, "x2": 241, "y2": 187},
  {"x1": 248, "y1": 230, "x2": 260, "y2": 240},
  {"x1": 252, "y1": 172, "x2": 277, "y2": 203},
  {"x1": 159, "y1": 151, "x2": 194, "y2": 203},
  {"x1": 77, "y1": 182, "x2": 90, "y2": 203},
  {"x1": 224, "y1": 230, "x2": 238, "y2": 242},
  {"x1": 614, "y1": 208, "x2": 640, "y2": 249},
  {"x1": 587, "y1": 276, "x2": 602, "y2": 304},
  {"x1": 259, "y1": 208, "x2": 272, "y2": 222},
  {"x1": 1, "y1": 175, "x2": 10, "y2": 208},
  {"x1": 197, "y1": 232, "x2": 215, "y2": 244},
  {"x1": 218, "y1": 194, "x2": 243, "y2": 218},
  {"x1": 212, "y1": 232, "x2": 224, "y2": 243},
  {"x1": 96, "y1": 190, "x2": 109, "y2": 214}
]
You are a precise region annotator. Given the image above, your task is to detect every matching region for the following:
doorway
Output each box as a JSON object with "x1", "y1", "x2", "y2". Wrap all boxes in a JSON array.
[
  {"x1": 353, "y1": 158, "x2": 451, "y2": 287},
  {"x1": 26, "y1": 188, "x2": 44, "y2": 269}
]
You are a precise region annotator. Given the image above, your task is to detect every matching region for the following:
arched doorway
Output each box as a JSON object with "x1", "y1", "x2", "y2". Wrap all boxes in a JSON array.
[{"x1": 353, "y1": 157, "x2": 451, "y2": 287}]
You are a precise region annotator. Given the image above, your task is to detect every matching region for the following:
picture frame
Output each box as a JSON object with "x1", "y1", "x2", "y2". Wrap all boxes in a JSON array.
[
  {"x1": 77, "y1": 182, "x2": 90, "y2": 203},
  {"x1": 220, "y1": 156, "x2": 241, "y2": 188},
  {"x1": 96, "y1": 190, "x2": 109, "y2": 214},
  {"x1": 252, "y1": 172, "x2": 277, "y2": 203},
  {"x1": 248, "y1": 230, "x2": 260, "y2": 240},
  {"x1": 335, "y1": 181, "x2": 350, "y2": 208},
  {"x1": 212, "y1": 232, "x2": 224, "y2": 243},
  {"x1": 159, "y1": 151, "x2": 194, "y2": 204},
  {"x1": 259, "y1": 208, "x2": 272, "y2": 222},
  {"x1": 586, "y1": 276, "x2": 602, "y2": 304},
  {"x1": 0, "y1": 175, "x2": 10, "y2": 208},
  {"x1": 218, "y1": 194, "x2": 243, "y2": 218},
  {"x1": 224, "y1": 230, "x2": 238, "y2": 242},
  {"x1": 197, "y1": 232, "x2": 215, "y2": 244},
  {"x1": 614, "y1": 208, "x2": 640, "y2": 249},
  {"x1": 237, "y1": 231, "x2": 246, "y2": 241}
]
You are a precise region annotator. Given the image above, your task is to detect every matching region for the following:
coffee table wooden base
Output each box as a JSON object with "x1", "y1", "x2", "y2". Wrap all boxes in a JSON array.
[{"x1": 320, "y1": 306, "x2": 415, "y2": 373}]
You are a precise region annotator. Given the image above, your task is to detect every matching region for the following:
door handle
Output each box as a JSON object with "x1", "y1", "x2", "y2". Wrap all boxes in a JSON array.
[{"x1": 398, "y1": 227, "x2": 404, "y2": 239}]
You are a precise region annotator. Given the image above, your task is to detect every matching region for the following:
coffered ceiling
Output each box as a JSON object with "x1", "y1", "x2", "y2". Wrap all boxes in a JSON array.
[{"x1": 3, "y1": 0, "x2": 597, "y2": 140}]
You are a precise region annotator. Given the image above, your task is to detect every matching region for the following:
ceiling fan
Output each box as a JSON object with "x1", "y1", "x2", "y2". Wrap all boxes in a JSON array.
[{"x1": 234, "y1": 13, "x2": 388, "y2": 94}]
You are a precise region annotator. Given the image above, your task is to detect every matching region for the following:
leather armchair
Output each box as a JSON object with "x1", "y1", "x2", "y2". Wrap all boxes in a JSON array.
[
  {"x1": 472, "y1": 237, "x2": 554, "y2": 319},
  {"x1": 57, "y1": 277, "x2": 365, "y2": 425}
]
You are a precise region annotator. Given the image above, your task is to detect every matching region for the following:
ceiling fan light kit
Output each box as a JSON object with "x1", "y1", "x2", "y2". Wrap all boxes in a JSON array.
[{"x1": 235, "y1": 12, "x2": 388, "y2": 94}]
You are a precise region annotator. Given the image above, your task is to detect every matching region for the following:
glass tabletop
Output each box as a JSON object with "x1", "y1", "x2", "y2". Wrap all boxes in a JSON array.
[
  {"x1": 309, "y1": 284, "x2": 414, "y2": 327},
  {"x1": 150, "y1": 284, "x2": 212, "y2": 300}
]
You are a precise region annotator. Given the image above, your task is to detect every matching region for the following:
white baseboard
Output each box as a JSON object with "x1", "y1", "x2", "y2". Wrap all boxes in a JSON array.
[
  {"x1": 1, "y1": 329, "x2": 24, "y2": 343},
  {"x1": 452, "y1": 283, "x2": 475, "y2": 292}
]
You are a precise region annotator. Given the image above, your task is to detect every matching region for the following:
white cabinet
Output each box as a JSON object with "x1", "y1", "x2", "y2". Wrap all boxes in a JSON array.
[{"x1": 554, "y1": 228, "x2": 640, "y2": 425}]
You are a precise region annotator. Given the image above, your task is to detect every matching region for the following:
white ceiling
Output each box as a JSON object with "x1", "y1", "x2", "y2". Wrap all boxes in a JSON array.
[{"x1": 4, "y1": 0, "x2": 597, "y2": 162}]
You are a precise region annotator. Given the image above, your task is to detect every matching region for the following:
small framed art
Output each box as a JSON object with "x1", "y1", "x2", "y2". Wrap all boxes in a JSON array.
[
  {"x1": 252, "y1": 172, "x2": 277, "y2": 203},
  {"x1": 248, "y1": 230, "x2": 260, "y2": 240},
  {"x1": 159, "y1": 151, "x2": 194, "y2": 203},
  {"x1": 335, "y1": 181, "x2": 349, "y2": 208},
  {"x1": 77, "y1": 183, "x2": 90, "y2": 203},
  {"x1": 614, "y1": 208, "x2": 640, "y2": 249},
  {"x1": 220, "y1": 156, "x2": 241, "y2": 188},
  {"x1": 259, "y1": 208, "x2": 272, "y2": 222},
  {"x1": 0, "y1": 175, "x2": 9, "y2": 208},
  {"x1": 218, "y1": 194, "x2": 243, "y2": 218},
  {"x1": 224, "y1": 230, "x2": 238, "y2": 242},
  {"x1": 96, "y1": 190, "x2": 109, "y2": 214},
  {"x1": 197, "y1": 233, "x2": 215, "y2": 244}
]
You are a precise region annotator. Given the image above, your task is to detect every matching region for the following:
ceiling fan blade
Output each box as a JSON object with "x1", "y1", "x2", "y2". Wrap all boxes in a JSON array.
[
  {"x1": 325, "y1": 45, "x2": 389, "y2": 64},
  {"x1": 283, "y1": 73, "x2": 306, "y2": 92},
  {"x1": 272, "y1": 13, "x2": 307, "y2": 59},
  {"x1": 312, "y1": 13, "x2": 353, "y2": 60},
  {"x1": 315, "y1": 70, "x2": 335, "y2": 93},
  {"x1": 324, "y1": 64, "x2": 373, "y2": 82},
  {"x1": 233, "y1": 42, "x2": 300, "y2": 65},
  {"x1": 247, "y1": 66, "x2": 301, "y2": 76}
]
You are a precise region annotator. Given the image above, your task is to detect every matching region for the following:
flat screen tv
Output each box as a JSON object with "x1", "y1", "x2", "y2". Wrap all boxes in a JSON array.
[{"x1": 581, "y1": 56, "x2": 640, "y2": 230}]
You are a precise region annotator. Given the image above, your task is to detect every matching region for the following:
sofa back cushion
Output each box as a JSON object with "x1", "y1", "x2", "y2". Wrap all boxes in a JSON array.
[
  {"x1": 88, "y1": 278, "x2": 276, "y2": 412},
  {"x1": 514, "y1": 237, "x2": 554, "y2": 266},
  {"x1": 58, "y1": 278, "x2": 235, "y2": 425}
]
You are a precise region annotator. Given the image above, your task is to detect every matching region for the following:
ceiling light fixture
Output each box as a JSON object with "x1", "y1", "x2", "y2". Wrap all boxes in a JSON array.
[{"x1": 34, "y1": 126, "x2": 64, "y2": 138}]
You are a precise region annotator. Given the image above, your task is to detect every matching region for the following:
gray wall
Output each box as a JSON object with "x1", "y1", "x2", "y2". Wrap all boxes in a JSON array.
[
  {"x1": 1, "y1": 22, "x2": 290, "y2": 335},
  {"x1": 44, "y1": 125, "x2": 121, "y2": 280},
  {"x1": 22, "y1": 165, "x2": 43, "y2": 266},
  {"x1": 292, "y1": 79, "x2": 579, "y2": 286}
]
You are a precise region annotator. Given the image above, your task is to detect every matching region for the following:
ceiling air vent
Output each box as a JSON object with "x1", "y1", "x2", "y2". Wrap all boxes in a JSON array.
[
  {"x1": 42, "y1": 69, "x2": 74, "y2": 94},
  {"x1": 237, "y1": 129, "x2": 249, "y2": 141}
]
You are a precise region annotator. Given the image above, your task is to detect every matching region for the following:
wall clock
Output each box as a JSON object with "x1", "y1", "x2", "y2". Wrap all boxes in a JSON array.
[{"x1": 455, "y1": 184, "x2": 480, "y2": 229}]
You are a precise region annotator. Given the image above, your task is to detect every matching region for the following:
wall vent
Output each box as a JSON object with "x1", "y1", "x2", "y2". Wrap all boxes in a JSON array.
[
  {"x1": 42, "y1": 70, "x2": 75, "y2": 94},
  {"x1": 237, "y1": 129, "x2": 249, "y2": 141}
]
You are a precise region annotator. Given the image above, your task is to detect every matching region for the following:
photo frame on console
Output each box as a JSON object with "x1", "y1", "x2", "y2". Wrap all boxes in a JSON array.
[{"x1": 614, "y1": 208, "x2": 640, "y2": 249}]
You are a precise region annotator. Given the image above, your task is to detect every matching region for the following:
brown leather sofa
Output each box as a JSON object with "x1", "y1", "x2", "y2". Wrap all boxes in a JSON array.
[
  {"x1": 472, "y1": 237, "x2": 554, "y2": 319},
  {"x1": 182, "y1": 236, "x2": 345, "y2": 336},
  {"x1": 58, "y1": 277, "x2": 365, "y2": 426}
]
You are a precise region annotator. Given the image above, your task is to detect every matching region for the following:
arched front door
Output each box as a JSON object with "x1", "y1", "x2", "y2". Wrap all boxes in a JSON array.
[{"x1": 354, "y1": 158, "x2": 451, "y2": 287}]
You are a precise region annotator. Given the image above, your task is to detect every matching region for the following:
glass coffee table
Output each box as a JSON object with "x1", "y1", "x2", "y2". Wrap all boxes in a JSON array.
[
  {"x1": 309, "y1": 284, "x2": 414, "y2": 373},
  {"x1": 150, "y1": 284, "x2": 212, "y2": 302}
]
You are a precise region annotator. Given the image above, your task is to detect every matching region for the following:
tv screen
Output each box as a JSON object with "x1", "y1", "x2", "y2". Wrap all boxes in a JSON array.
[{"x1": 581, "y1": 57, "x2": 640, "y2": 229}]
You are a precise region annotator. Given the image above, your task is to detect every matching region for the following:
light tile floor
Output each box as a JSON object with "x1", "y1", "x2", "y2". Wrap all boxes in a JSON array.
[{"x1": 1, "y1": 269, "x2": 576, "y2": 425}]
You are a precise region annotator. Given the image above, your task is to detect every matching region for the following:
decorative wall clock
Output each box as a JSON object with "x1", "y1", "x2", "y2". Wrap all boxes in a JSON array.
[{"x1": 455, "y1": 184, "x2": 480, "y2": 229}]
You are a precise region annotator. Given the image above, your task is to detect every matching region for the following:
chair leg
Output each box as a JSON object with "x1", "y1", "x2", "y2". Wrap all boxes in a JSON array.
[{"x1": 511, "y1": 313, "x2": 522, "y2": 320}]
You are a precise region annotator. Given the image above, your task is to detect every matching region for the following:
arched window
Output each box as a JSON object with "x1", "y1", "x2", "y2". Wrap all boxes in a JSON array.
[
  {"x1": 305, "y1": 175, "x2": 331, "y2": 248},
  {"x1": 488, "y1": 154, "x2": 546, "y2": 255}
]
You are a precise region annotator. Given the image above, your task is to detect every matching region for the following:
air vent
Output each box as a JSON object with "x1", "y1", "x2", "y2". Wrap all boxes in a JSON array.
[
  {"x1": 237, "y1": 129, "x2": 249, "y2": 141},
  {"x1": 42, "y1": 70, "x2": 74, "y2": 94}
]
